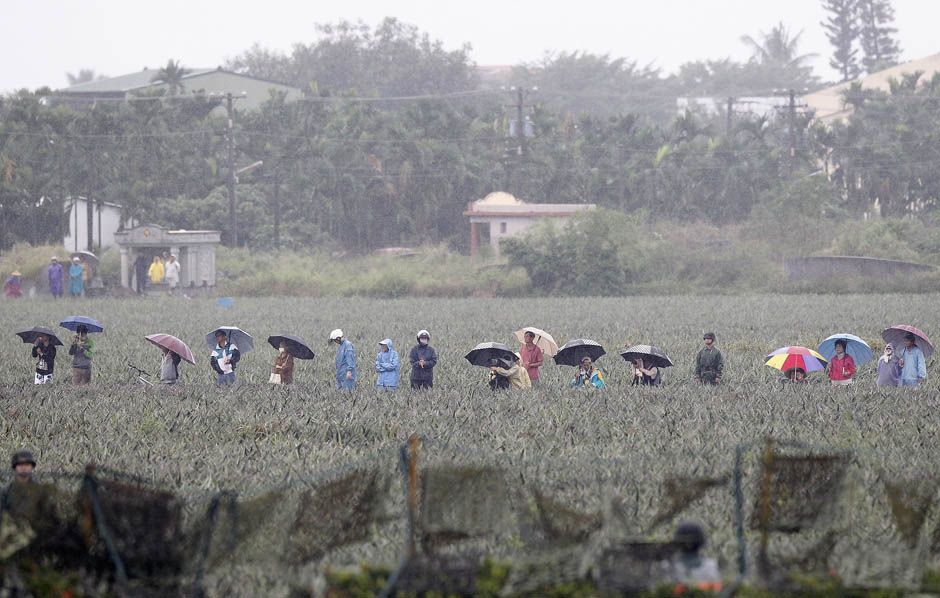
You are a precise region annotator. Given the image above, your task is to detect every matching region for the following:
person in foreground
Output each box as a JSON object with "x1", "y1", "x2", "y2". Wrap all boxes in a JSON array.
[
  {"x1": 331, "y1": 329, "x2": 357, "y2": 390},
  {"x1": 827, "y1": 339, "x2": 856, "y2": 386},
  {"x1": 210, "y1": 330, "x2": 240, "y2": 386},
  {"x1": 375, "y1": 339, "x2": 400, "y2": 391},
  {"x1": 69, "y1": 325, "x2": 94, "y2": 385},
  {"x1": 661, "y1": 522, "x2": 722, "y2": 593},
  {"x1": 571, "y1": 356, "x2": 605, "y2": 389},
  {"x1": 897, "y1": 333, "x2": 927, "y2": 387},
  {"x1": 876, "y1": 343, "x2": 901, "y2": 387}
]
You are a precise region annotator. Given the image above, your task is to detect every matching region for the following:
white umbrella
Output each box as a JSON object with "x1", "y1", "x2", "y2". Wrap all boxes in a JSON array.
[{"x1": 513, "y1": 327, "x2": 559, "y2": 356}]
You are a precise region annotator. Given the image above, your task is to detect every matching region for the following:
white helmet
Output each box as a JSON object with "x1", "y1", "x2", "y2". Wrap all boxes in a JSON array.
[
  {"x1": 416, "y1": 329, "x2": 430, "y2": 341},
  {"x1": 329, "y1": 329, "x2": 344, "y2": 341}
]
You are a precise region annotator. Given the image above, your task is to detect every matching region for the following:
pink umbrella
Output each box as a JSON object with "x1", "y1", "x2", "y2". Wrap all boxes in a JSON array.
[
  {"x1": 145, "y1": 333, "x2": 196, "y2": 365},
  {"x1": 882, "y1": 325, "x2": 934, "y2": 359}
]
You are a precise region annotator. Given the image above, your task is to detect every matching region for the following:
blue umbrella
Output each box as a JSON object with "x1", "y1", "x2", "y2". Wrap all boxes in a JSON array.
[
  {"x1": 206, "y1": 326, "x2": 253, "y2": 353},
  {"x1": 60, "y1": 316, "x2": 104, "y2": 333},
  {"x1": 817, "y1": 333, "x2": 874, "y2": 366}
]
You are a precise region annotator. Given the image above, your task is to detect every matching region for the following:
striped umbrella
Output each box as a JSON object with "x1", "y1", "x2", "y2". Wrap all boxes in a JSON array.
[{"x1": 765, "y1": 346, "x2": 828, "y2": 374}]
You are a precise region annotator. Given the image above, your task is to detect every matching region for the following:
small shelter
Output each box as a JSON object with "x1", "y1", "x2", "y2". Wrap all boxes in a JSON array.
[
  {"x1": 463, "y1": 192, "x2": 595, "y2": 256},
  {"x1": 113, "y1": 224, "x2": 220, "y2": 290}
]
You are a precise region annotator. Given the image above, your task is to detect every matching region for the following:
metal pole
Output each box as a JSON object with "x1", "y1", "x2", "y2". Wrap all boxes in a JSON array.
[
  {"x1": 272, "y1": 174, "x2": 280, "y2": 250},
  {"x1": 726, "y1": 97, "x2": 734, "y2": 136},
  {"x1": 787, "y1": 89, "x2": 796, "y2": 177},
  {"x1": 225, "y1": 93, "x2": 238, "y2": 247}
]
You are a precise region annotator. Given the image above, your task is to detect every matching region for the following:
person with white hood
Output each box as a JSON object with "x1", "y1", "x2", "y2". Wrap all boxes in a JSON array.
[
  {"x1": 330, "y1": 329, "x2": 357, "y2": 390},
  {"x1": 375, "y1": 339, "x2": 400, "y2": 390},
  {"x1": 877, "y1": 343, "x2": 901, "y2": 387},
  {"x1": 409, "y1": 329, "x2": 438, "y2": 390},
  {"x1": 164, "y1": 253, "x2": 181, "y2": 296}
]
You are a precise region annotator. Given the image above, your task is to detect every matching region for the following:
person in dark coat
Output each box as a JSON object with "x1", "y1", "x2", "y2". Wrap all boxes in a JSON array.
[
  {"x1": 134, "y1": 254, "x2": 149, "y2": 294},
  {"x1": 409, "y1": 329, "x2": 438, "y2": 390},
  {"x1": 694, "y1": 332, "x2": 724, "y2": 385},
  {"x1": 32, "y1": 334, "x2": 56, "y2": 385}
]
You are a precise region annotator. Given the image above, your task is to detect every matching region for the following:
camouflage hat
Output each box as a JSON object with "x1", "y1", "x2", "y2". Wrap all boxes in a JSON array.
[
  {"x1": 703, "y1": 332, "x2": 716, "y2": 341},
  {"x1": 11, "y1": 450, "x2": 36, "y2": 469}
]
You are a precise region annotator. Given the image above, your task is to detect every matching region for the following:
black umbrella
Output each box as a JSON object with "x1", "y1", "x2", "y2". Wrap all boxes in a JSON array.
[
  {"x1": 465, "y1": 342, "x2": 516, "y2": 367},
  {"x1": 554, "y1": 339, "x2": 606, "y2": 366},
  {"x1": 619, "y1": 344, "x2": 674, "y2": 368},
  {"x1": 267, "y1": 334, "x2": 315, "y2": 360},
  {"x1": 16, "y1": 327, "x2": 63, "y2": 346}
]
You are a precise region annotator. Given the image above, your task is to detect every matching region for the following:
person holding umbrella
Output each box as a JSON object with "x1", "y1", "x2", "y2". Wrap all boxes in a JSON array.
[
  {"x1": 571, "y1": 356, "x2": 605, "y2": 389},
  {"x1": 826, "y1": 340, "x2": 857, "y2": 386},
  {"x1": 68, "y1": 257, "x2": 84, "y2": 297},
  {"x1": 409, "y1": 330, "x2": 438, "y2": 390},
  {"x1": 518, "y1": 330, "x2": 546, "y2": 388},
  {"x1": 68, "y1": 324, "x2": 94, "y2": 384},
  {"x1": 32, "y1": 334, "x2": 57, "y2": 385},
  {"x1": 632, "y1": 357, "x2": 662, "y2": 386},
  {"x1": 375, "y1": 339, "x2": 400, "y2": 391},
  {"x1": 210, "y1": 330, "x2": 241, "y2": 386},
  {"x1": 145, "y1": 333, "x2": 195, "y2": 386},
  {"x1": 898, "y1": 333, "x2": 927, "y2": 387},
  {"x1": 48, "y1": 257, "x2": 65, "y2": 298},
  {"x1": 330, "y1": 329, "x2": 357, "y2": 390},
  {"x1": 693, "y1": 332, "x2": 723, "y2": 385},
  {"x1": 270, "y1": 341, "x2": 294, "y2": 385},
  {"x1": 490, "y1": 352, "x2": 532, "y2": 390}
]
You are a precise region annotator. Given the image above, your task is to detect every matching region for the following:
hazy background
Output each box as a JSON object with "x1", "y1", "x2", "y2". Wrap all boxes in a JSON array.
[{"x1": 3, "y1": 0, "x2": 938, "y2": 91}]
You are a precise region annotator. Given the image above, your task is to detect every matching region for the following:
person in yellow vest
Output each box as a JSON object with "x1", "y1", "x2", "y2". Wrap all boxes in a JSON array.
[{"x1": 148, "y1": 255, "x2": 165, "y2": 283}]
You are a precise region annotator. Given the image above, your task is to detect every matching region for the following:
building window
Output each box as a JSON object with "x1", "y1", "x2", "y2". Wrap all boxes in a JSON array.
[{"x1": 499, "y1": 222, "x2": 507, "y2": 234}]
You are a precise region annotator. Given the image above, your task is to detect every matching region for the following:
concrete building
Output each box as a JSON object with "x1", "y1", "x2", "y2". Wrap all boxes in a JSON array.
[
  {"x1": 804, "y1": 52, "x2": 940, "y2": 123},
  {"x1": 463, "y1": 192, "x2": 595, "y2": 256},
  {"x1": 113, "y1": 224, "x2": 221, "y2": 290},
  {"x1": 54, "y1": 67, "x2": 302, "y2": 111},
  {"x1": 64, "y1": 197, "x2": 137, "y2": 252}
]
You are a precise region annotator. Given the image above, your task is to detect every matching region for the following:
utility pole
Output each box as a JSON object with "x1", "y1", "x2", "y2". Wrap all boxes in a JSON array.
[
  {"x1": 774, "y1": 89, "x2": 808, "y2": 177},
  {"x1": 503, "y1": 86, "x2": 535, "y2": 193},
  {"x1": 224, "y1": 93, "x2": 238, "y2": 247},
  {"x1": 515, "y1": 87, "x2": 526, "y2": 157}
]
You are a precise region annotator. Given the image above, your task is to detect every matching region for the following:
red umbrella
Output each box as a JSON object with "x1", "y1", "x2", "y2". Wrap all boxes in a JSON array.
[
  {"x1": 145, "y1": 334, "x2": 196, "y2": 365},
  {"x1": 882, "y1": 325, "x2": 934, "y2": 359}
]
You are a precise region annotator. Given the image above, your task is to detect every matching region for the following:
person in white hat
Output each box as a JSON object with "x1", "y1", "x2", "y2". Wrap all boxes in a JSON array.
[
  {"x1": 330, "y1": 329, "x2": 357, "y2": 390},
  {"x1": 409, "y1": 329, "x2": 438, "y2": 390}
]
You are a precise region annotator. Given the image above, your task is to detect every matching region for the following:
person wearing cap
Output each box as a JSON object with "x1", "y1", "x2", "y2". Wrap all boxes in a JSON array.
[
  {"x1": 68, "y1": 257, "x2": 85, "y2": 297},
  {"x1": 409, "y1": 330, "x2": 438, "y2": 390},
  {"x1": 375, "y1": 339, "x2": 400, "y2": 391},
  {"x1": 331, "y1": 329, "x2": 357, "y2": 390},
  {"x1": 164, "y1": 253, "x2": 181, "y2": 296},
  {"x1": 694, "y1": 332, "x2": 723, "y2": 385},
  {"x1": 897, "y1": 333, "x2": 927, "y2": 387},
  {"x1": 571, "y1": 356, "x2": 605, "y2": 389},
  {"x1": 48, "y1": 257, "x2": 65, "y2": 298},
  {"x1": 32, "y1": 334, "x2": 56, "y2": 385},
  {"x1": 660, "y1": 521, "x2": 722, "y2": 593},
  {"x1": 8, "y1": 451, "x2": 36, "y2": 486},
  {"x1": 210, "y1": 330, "x2": 240, "y2": 386},
  {"x1": 3, "y1": 270, "x2": 22, "y2": 298},
  {"x1": 68, "y1": 324, "x2": 94, "y2": 384},
  {"x1": 490, "y1": 352, "x2": 532, "y2": 390}
]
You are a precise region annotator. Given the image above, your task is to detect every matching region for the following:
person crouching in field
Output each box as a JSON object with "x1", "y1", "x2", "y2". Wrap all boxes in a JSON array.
[
  {"x1": 877, "y1": 343, "x2": 901, "y2": 387},
  {"x1": 69, "y1": 325, "x2": 94, "y2": 385},
  {"x1": 632, "y1": 357, "x2": 661, "y2": 387},
  {"x1": 571, "y1": 356, "x2": 605, "y2": 389},
  {"x1": 827, "y1": 339, "x2": 856, "y2": 386},
  {"x1": 270, "y1": 341, "x2": 294, "y2": 385},
  {"x1": 694, "y1": 332, "x2": 723, "y2": 385},
  {"x1": 330, "y1": 329, "x2": 357, "y2": 390},
  {"x1": 783, "y1": 368, "x2": 806, "y2": 383},
  {"x1": 375, "y1": 339, "x2": 400, "y2": 391},
  {"x1": 32, "y1": 334, "x2": 56, "y2": 385},
  {"x1": 210, "y1": 331, "x2": 240, "y2": 386},
  {"x1": 409, "y1": 330, "x2": 438, "y2": 390},
  {"x1": 490, "y1": 353, "x2": 532, "y2": 390}
]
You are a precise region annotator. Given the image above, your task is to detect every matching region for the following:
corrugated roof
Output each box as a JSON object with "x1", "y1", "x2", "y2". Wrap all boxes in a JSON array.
[
  {"x1": 805, "y1": 52, "x2": 940, "y2": 123},
  {"x1": 60, "y1": 68, "x2": 218, "y2": 93}
]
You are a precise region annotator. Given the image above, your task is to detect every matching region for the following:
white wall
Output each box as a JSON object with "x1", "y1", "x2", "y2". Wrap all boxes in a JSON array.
[{"x1": 64, "y1": 198, "x2": 133, "y2": 252}]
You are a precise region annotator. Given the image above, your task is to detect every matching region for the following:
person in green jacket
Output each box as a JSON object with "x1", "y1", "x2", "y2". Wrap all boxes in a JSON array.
[{"x1": 693, "y1": 332, "x2": 723, "y2": 385}]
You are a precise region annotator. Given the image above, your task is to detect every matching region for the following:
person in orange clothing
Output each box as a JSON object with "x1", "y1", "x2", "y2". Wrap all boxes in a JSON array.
[{"x1": 827, "y1": 339, "x2": 856, "y2": 386}]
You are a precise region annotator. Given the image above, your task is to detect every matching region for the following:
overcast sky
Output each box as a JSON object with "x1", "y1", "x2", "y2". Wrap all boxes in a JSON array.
[{"x1": 3, "y1": 0, "x2": 938, "y2": 92}]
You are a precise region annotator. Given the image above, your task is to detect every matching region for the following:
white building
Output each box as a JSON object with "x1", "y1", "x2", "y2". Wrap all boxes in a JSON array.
[
  {"x1": 463, "y1": 192, "x2": 595, "y2": 256},
  {"x1": 64, "y1": 197, "x2": 137, "y2": 252}
]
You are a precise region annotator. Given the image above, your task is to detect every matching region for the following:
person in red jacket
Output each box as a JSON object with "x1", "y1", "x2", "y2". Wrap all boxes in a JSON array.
[{"x1": 828, "y1": 339, "x2": 856, "y2": 386}]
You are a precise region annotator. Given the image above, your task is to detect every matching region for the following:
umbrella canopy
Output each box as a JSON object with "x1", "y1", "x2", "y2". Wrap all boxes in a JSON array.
[
  {"x1": 765, "y1": 346, "x2": 828, "y2": 373},
  {"x1": 513, "y1": 327, "x2": 559, "y2": 356},
  {"x1": 465, "y1": 342, "x2": 517, "y2": 367},
  {"x1": 16, "y1": 327, "x2": 63, "y2": 346},
  {"x1": 619, "y1": 344, "x2": 674, "y2": 368},
  {"x1": 882, "y1": 325, "x2": 934, "y2": 359},
  {"x1": 206, "y1": 326, "x2": 254, "y2": 353},
  {"x1": 60, "y1": 316, "x2": 104, "y2": 333},
  {"x1": 267, "y1": 334, "x2": 315, "y2": 360},
  {"x1": 70, "y1": 250, "x2": 99, "y2": 266},
  {"x1": 817, "y1": 333, "x2": 874, "y2": 365},
  {"x1": 145, "y1": 334, "x2": 196, "y2": 365},
  {"x1": 554, "y1": 339, "x2": 606, "y2": 367}
]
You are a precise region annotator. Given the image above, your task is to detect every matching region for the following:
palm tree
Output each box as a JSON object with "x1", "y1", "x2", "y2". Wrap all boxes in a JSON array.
[
  {"x1": 740, "y1": 23, "x2": 816, "y2": 69},
  {"x1": 151, "y1": 60, "x2": 190, "y2": 96}
]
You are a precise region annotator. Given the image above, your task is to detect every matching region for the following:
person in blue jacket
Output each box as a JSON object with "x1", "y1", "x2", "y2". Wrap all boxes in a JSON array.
[
  {"x1": 898, "y1": 333, "x2": 927, "y2": 387},
  {"x1": 330, "y1": 328, "x2": 357, "y2": 390},
  {"x1": 375, "y1": 339, "x2": 400, "y2": 391}
]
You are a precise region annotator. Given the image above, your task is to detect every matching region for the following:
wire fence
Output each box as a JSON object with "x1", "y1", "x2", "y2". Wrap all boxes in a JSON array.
[{"x1": 1, "y1": 435, "x2": 938, "y2": 595}]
